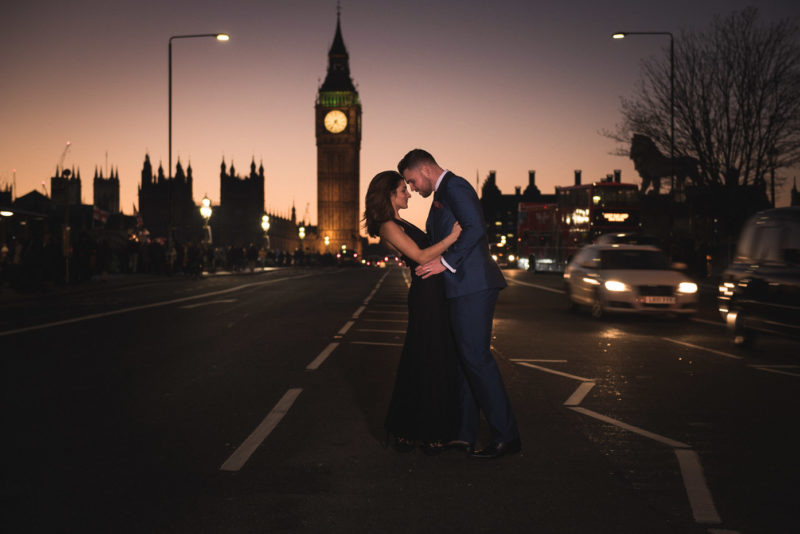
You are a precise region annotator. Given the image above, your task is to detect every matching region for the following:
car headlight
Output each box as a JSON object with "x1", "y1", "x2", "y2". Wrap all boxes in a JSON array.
[
  {"x1": 508, "y1": 254, "x2": 515, "y2": 262},
  {"x1": 491, "y1": 254, "x2": 498, "y2": 262},
  {"x1": 678, "y1": 282, "x2": 698, "y2": 294},
  {"x1": 604, "y1": 280, "x2": 627, "y2": 292}
]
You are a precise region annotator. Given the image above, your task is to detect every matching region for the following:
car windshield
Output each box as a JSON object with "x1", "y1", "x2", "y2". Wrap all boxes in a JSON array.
[{"x1": 600, "y1": 249, "x2": 670, "y2": 270}]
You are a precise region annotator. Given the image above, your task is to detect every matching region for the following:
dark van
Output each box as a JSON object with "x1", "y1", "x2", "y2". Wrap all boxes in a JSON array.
[{"x1": 718, "y1": 207, "x2": 800, "y2": 346}]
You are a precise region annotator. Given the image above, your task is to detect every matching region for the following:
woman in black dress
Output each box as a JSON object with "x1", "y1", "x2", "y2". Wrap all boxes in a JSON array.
[{"x1": 364, "y1": 170, "x2": 462, "y2": 455}]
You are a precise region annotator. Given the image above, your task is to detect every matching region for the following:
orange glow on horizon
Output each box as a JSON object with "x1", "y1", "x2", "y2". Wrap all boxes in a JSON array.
[{"x1": 2, "y1": 1, "x2": 797, "y2": 234}]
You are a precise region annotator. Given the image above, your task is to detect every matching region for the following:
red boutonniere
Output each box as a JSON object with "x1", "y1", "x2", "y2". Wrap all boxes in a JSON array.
[{"x1": 433, "y1": 201, "x2": 443, "y2": 209}]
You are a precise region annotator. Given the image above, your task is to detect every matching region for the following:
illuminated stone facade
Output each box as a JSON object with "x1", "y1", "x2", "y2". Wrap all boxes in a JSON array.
[{"x1": 315, "y1": 14, "x2": 362, "y2": 255}]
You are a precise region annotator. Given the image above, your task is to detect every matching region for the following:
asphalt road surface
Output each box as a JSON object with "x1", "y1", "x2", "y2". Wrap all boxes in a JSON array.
[{"x1": 2, "y1": 267, "x2": 798, "y2": 533}]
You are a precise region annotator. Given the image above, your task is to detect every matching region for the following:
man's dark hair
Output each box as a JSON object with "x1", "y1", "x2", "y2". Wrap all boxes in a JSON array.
[{"x1": 397, "y1": 149, "x2": 437, "y2": 175}]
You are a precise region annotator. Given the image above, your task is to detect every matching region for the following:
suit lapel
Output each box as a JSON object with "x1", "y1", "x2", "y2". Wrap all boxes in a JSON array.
[
  {"x1": 426, "y1": 201, "x2": 435, "y2": 240},
  {"x1": 427, "y1": 172, "x2": 453, "y2": 242},
  {"x1": 428, "y1": 173, "x2": 450, "y2": 241}
]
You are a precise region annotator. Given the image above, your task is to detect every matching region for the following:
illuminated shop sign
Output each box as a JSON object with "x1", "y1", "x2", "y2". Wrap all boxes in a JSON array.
[{"x1": 602, "y1": 212, "x2": 630, "y2": 222}]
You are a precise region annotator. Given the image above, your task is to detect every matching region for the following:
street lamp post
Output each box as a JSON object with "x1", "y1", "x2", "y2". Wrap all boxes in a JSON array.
[
  {"x1": 297, "y1": 226, "x2": 306, "y2": 267},
  {"x1": 613, "y1": 31, "x2": 674, "y2": 194},
  {"x1": 168, "y1": 33, "x2": 229, "y2": 249},
  {"x1": 200, "y1": 194, "x2": 213, "y2": 244},
  {"x1": 169, "y1": 33, "x2": 229, "y2": 179},
  {"x1": 261, "y1": 214, "x2": 271, "y2": 251}
]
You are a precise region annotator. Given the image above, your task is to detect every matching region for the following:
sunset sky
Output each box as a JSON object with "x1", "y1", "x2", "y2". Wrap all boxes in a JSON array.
[{"x1": 1, "y1": 0, "x2": 797, "y2": 229}]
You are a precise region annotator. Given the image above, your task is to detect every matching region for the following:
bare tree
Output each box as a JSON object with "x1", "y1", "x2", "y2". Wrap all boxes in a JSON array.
[{"x1": 607, "y1": 8, "x2": 800, "y2": 196}]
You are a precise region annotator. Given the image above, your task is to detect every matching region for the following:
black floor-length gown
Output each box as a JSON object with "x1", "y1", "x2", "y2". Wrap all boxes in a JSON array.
[{"x1": 384, "y1": 219, "x2": 460, "y2": 443}]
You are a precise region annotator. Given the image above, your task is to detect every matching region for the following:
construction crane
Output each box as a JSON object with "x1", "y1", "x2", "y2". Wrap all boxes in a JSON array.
[{"x1": 57, "y1": 141, "x2": 72, "y2": 177}]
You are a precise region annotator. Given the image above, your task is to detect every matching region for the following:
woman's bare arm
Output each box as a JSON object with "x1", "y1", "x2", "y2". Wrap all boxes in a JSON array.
[{"x1": 379, "y1": 220, "x2": 460, "y2": 265}]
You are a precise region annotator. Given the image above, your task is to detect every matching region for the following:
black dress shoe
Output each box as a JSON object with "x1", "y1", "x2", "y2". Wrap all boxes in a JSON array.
[{"x1": 471, "y1": 438, "x2": 522, "y2": 459}]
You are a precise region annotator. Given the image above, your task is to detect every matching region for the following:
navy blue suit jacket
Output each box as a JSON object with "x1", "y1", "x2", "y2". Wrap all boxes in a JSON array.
[{"x1": 426, "y1": 172, "x2": 507, "y2": 299}]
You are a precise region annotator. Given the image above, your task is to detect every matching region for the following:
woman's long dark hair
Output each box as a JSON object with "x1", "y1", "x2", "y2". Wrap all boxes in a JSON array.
[{"x1": 364, "y1": 170, "x2": 403, "y2": 238}]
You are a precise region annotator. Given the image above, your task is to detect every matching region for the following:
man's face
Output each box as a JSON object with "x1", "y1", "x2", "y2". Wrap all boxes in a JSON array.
[{"x1": 402, "y1": 165, "x2": 434, "y2": 198}]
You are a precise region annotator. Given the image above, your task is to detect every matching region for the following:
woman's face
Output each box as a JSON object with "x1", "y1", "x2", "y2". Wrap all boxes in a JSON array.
[{"x1": 391, "y1": 181, "x2": 411, "y2": 211}]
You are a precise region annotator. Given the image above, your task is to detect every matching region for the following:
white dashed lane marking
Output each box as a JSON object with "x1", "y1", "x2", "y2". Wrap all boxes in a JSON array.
[
  {"x1": 514, "y1": 360, "x2": 723, "y2": 526},
  {"x1": 220, "y1": 388, "x2": 303, "y2": 472}
]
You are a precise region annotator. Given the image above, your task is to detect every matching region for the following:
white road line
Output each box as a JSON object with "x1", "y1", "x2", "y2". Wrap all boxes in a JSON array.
[
  {"x1": 352, "y1": 306, "x2": 366, "y2": 319},
  {"x1": 363, "y1": 271, "x2": 391, "y2": 305},
  {"x1": 563, "y1": 381, "x2": 596, "y2": 406},
  {"x1": 750, "y1": 365, "x2": 800, "y2": 378},
  {"x1": 306, "y1": 342, "x2": 339, "y2": 371},
  {"x1": 510, "y1": 359, "x2": 568, "y2": 363},
  {"x1": 338, "y1": 321, "x2": 354, "y2": 336},
  {"x1": 515, "y1": 361, "x2": 592, "y2": 382},
  {"x1": 220, "y1": 388, "x2": 303, "y2": 472},
  {"x1": 507, "y1": 278, "x2": 565, "y2": 294},
  {"x1": 0, "y1": 273, "x2": 317, "y2": 337},
  {"x1": 569, "y1": 406, "x2": 690, "y2": 449},
  {"x1": 517, "y1": 360, "x2": 722, "y2": 527},
  {"x1": 350, "y1": 341, "x2": 403, "y2": 347},
  {"x1": 179, "y1": 298, "x2": 237, "y2": 309},
  {"x1": 674, "y1": 449, "x2": 722, "y2": 524},
  {"x1": 356, "y1": 329, "x2": 406, "y2": 334},
  {"x1": 662, "y1": 338, "x2": 744, "y2": 360},
  {"x1": 708, "y1": 529, "x2": 741, "y2": 534}
]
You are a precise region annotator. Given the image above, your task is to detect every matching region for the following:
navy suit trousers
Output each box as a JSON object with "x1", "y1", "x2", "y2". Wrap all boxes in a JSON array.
[{"x1": 449, "y1": 288, "x2": 519, "y2": 444}]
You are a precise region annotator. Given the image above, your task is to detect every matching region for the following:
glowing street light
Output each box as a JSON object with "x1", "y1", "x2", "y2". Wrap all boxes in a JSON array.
[{"x1": 200, "y1": 196, "x2": 213, "y2": 220}]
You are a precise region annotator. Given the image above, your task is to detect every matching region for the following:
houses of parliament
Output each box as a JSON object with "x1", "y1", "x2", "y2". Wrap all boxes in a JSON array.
[{"x1": 3, "y1": 14, "x2": 364, "y2": 255}]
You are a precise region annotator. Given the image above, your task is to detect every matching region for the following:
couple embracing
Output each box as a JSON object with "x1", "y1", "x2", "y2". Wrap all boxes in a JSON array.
[{"x1": 364, "y1": 149, "x2": 521, "y2": 459}]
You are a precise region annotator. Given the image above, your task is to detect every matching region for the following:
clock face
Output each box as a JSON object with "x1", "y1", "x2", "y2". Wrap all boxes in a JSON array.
[{"x1": 324, "y1": 110, "x2": 348, "y2": 133}]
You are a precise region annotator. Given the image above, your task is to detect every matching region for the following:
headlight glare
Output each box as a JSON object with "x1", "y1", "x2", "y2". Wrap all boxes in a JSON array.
[
  {"x1": 679, "y1": 282, "x2": 698, "y2": 294},
  {"x1": 604, "y1": 280, "x2": 627, "y2": 292}
]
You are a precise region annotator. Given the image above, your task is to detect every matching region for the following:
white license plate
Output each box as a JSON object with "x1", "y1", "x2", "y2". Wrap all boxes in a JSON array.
[{"x1": 642, "y1": 296, "x2": 675, "y2": 304}]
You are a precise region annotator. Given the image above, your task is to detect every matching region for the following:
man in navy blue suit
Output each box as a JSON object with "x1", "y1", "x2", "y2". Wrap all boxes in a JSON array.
[{"x1": 398, "y1": 149, "x2": 521, "y2": 459}]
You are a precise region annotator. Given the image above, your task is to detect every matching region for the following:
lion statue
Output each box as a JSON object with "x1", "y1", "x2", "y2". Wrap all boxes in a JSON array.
[{"x1": 630, "y1": 134, "x2": 700, "y2": 194}]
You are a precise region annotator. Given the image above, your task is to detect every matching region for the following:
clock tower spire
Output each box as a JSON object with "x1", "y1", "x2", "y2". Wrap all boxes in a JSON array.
[{"x1": 316, "y1": 10, "x2": 362, "y2": 255}]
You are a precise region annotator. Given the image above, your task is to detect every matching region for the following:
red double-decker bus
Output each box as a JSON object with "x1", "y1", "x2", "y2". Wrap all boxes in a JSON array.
[
  {"x1": 516, "y1": 202, "x2": 559, "y2": 271},
  {"x1": 517, "y1": 181, "x2": 640, "y2": 271}
]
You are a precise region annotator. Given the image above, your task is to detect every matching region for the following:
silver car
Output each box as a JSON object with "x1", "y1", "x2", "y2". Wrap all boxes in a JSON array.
[{"x1": 564, "y1": 244, "x2": 699, "y2": 318}]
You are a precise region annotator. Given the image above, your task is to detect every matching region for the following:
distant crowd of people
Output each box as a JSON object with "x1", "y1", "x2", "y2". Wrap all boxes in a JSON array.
[{"x1": 0, "y1": 231, "x2": 337, "y2": 293}]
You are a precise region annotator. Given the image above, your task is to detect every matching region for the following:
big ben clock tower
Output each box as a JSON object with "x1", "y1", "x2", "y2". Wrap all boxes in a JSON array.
[{"x1": 316, "y1": 12, "x2": 362, "y2": 255}]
